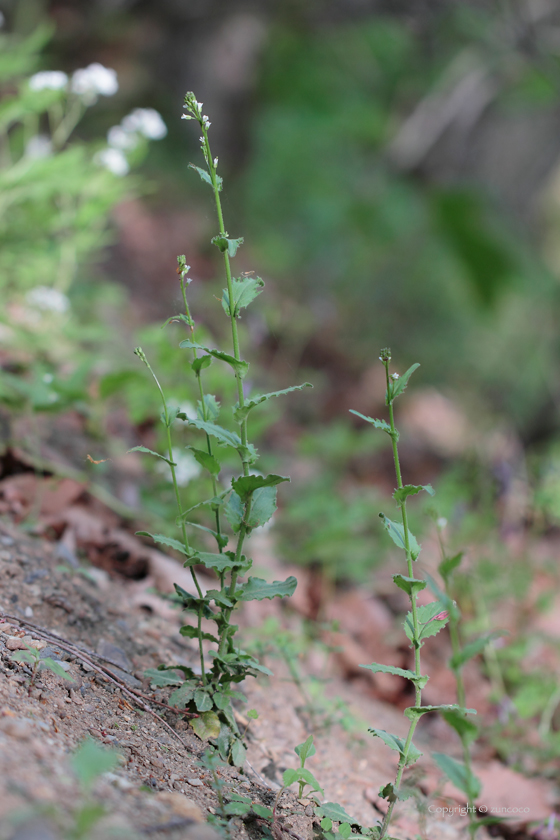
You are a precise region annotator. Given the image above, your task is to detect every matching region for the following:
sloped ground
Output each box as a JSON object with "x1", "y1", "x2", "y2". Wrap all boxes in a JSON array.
[{"x1": 1, "y1": 502, "x2": 559, "y2": 840}]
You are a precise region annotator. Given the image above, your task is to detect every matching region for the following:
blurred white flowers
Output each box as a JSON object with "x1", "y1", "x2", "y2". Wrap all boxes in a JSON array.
[
  {"x1": 94, "y1": 147, "x2": 130, "y2": 176},
  {"x1": 25, "y1": 135, "x2": 53, "y2": 159},
  {"x1": 71, "y1": 63, "x2": 118, "y2": 104},
  {"x1": 157, "y1": 449, "x2": 201, "y2": 487},
  {"x1": 28, "y1": 71, "x2": 69, "y2": 91},
  {"x1": 121, "y1": 108, "x2": 167, "y2": 140},
  {"x1": 100, "y1": 107, "x2": 167, "y2": 175},
  {"x1": 26, "y1": 286, "x2": 70, "y2": 314},
  {"x1": 106, "y1": 125, "x2": 138, "y2": 151}
]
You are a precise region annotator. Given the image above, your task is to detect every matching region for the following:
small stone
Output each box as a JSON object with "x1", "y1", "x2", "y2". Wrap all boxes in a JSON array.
[
  {"x1": 151, "y1": 758, "x2": 164, "y2": 768},
  {"x1": 0, "y1": 716, "x2": 33, "y2": 740},
  {"x1": 1, "y1": 536, "x2": 14, "y2": 546},
  {"x1": 96, "y1": 640, "x2": 132, "y2": 672},
  {"x1": 6, "y1": 636, "x2": 29, "y2": 651},
  {"x1": 187, "y1": 778, "x2": 203, "y2": 787},
  {"x1": 154, "y1": 791, "x2": 204, "y2": 821},
  {"x1": 24, "y1": 606, "x2": 34, "y2": 618}
]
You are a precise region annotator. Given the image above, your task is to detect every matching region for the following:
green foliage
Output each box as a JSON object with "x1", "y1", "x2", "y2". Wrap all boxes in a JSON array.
[
  {"x1": 133, "y1": 92, "x2": 305, "y2": 761},
  {"x1": 11, "y1": 642, "x2": 75, "y2": 688},
  {"x1": 351, "y1": 350, "x2": 482, "y2": 839}
]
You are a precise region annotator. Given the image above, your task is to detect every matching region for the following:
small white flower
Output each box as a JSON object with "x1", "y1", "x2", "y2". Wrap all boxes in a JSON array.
[
  {"x1": 213, "y1": 157, "x2": 218, "y2": 167},
  {"x1": 202, "y1": 116, "x2": 211, "y2": 129},
  {"x1": 121, "y1": 108, "x2": 167, "y2": 140},
  {"x1": 71, "y1": 63, "x2": 118, "y2": 104},
  {"x1": 156, "y1": 449, "x2": 201, "y2": 487},
  {"x1": 181, "y1": 114, "x2": 193, "y2": 120},
  {"x1": 28, "y1": 70, "x2": 68, "y2": 91},
  {"x1": 437, "y1": 517, "x2": 448, "y2": 530},
  {"x1": 25, "y1": 135, "x2": 52, "y2": 159},
  {"x1": 391, "y1": 373, "x2": 400, "y2": 380},
  {"x1": 94, "y1": 147, "x2": 129, "y2": 176},
  {"x1": 196, "y1": 101, "x2": 203, "y2": 111},
  {"x1": 26, "y1": 286, "x2": 70, "y2": 314},
  {"x1": 107, "y1": 125, "x2": 138, "y2": 150}
]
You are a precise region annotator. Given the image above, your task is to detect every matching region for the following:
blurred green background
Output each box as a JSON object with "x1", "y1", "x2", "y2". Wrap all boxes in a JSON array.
[{"x1": 2, "y1": 0, "x2": 560, "y2": 582}]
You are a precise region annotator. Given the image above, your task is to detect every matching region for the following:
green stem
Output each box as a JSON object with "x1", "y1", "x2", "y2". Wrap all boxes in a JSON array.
[
  {"x1": 140, "y1": 351, "x2": 206, "y2": 684},
  {"x1": 379, "y1": 358, "x2": 424, "y2": 839},
  {"x1": 180, "y1": 276, "x2": 224, "y2": 546},
  {"x1": 201, "y1": 128, "x2": 249, "y2": 477}
]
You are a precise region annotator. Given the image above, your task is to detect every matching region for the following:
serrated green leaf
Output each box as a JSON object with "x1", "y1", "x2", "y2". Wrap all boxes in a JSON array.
[
  {"x1": 253, "y1": 803, "x2": 273, "y2": 819},
  {"x1": 234, "y1": 383, "x2": 312, "y2": 423},
  {"x1": 404, "y1": 704, "x2": 476, "y2": 723},
  {"x1": 194, "y1": 551, "x2": 250, "y2": 574},
  {"x1": 211, "y1": 234, "x2": 244, "y2": 257},
  {"x1": 441, "y1": 710, "x2": 479, "y2": 744},
  {"x1": 360, "y1": 662, "x2": 429, "y2": 690},
  {"x1": 224, "y1": 799, "x2": 251, "y2": 815},
  {"x1": 224, "y1": 490, "x2": 244, "y2": 533},
  {"x1": 221, "y1": 275, "x2": 264, "y2": 318},
  {"x1": 189, "y1": 163, "x2": 222, "y2": 190},
  {"x1": 389, "y1": 363, "x2": 420, "y2": 402},
  {"x1": 369, "y1": 729, "x2": 423, "y2": 766},
  {"x1": 449, "y1": 632, "x2": 507, "y2": 670},
  {"x1": 136, "y1": 531, "x2": 190, "y2": 556},
  {"x1": 197, "y1": 393, "x2": 220, "y2": 421},
  {"x1": 315, "y1": 802, "x2": 356, "y2": 824},
  {"x1": 178, "y1": 492, "x2": 227, "y2": 521},
  {"x1": 393, "y1": 484, "x2": 434, "y2": 504},
  {"x1": 232, "y1": 473, "x2": 289, "y2": 502},
  {"x1": 191, "y1": 354, "x2": 212, "y2": 375},
  {"x1": 173, "y1": 584, "x2": 215, "y2": 619},
  {"x1": 393, "y1": 575, "x2": 427, "y2": 596},
  {"x1": 349, "y1": 410, "x2": 392, "y2": 434},
  {"x1": 144, "y1": 668, "x2": 183, "y2": 687},
  {"x1": 191, "y1": 710, "x2": 221, "y2": 740},
  {"x1": 438, "y1": 551, "x2": 464, "y2": 581},
  {"x1": 187, "y1": 418, "x2": 242, "y2": 450},
  {"x1": 379, "y1": 514, "x2": 421, "y2": 560},
  {"x1": 179, "y1": 340, "x2": 249, "y2": 379},
  {"x1": 179, "y1": 625, "x2": 218, "y2": 644},
  {"x1": 206, "y1": 588, "x2": 234, "y2": 608},
  {"x1": 238, "y1": 576, "x2": 297, "y2": 601},
  {"x1": 128, "y1": 445, "x2": 174, "y2": 465},
  {"x1": 169, "y1": 682, "x2": 196, "y2": 708},
  {"x1": 187, "y1": 447, "x2": 221, "y2": 476},
  {"x1": 247, "y1": 485, "x2": 277, "y2": 529},
  {"x1": 404, "y1": 601, "x2": 450, "y2": 644},
  {"x1": 231, "y1": 740, "x2": 247, "y2": 767},
  {"x1": 295, "y1": 735, "x2": 315, "y2": 764},
  {"x1": 432, "y1": 752, "x2": 481, "y2": 799}
]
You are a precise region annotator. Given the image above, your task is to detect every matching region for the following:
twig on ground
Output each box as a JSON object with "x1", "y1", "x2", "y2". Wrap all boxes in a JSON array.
[{"x1": 1, "y1": 614, "x2": 196, "y2": 748}]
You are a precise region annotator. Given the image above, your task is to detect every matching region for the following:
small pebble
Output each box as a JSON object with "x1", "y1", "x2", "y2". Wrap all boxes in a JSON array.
[
  {"x1": 0, "y1": 717, "x2": 33, "y2": 740},
  {"x1": 24, "y1": 606, "x2": 34, "y2": 618},
  {"x1": 154, "y1": 791, "x2": 204, "y2": 820},
  {"x1": 187, "y1": 778, "x2": 203, "y2": 787}
]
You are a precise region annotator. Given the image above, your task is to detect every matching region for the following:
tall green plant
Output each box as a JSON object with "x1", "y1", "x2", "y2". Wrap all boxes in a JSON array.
[
  {"x1": 137, "y1": 92, "x2": 310, "y2": 762},
  {"x1": 352, "y1": 349, "x2": 477, "y2": 839}
]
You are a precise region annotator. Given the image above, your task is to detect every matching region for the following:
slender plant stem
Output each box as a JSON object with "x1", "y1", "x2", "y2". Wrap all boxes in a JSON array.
[
  {"x1": 139, "y1": 350, "x2": 206, "y2": 684},
  {"x1": 180, "y1": 275, "x2": 224, "y2": 545},
  {"x1": 379, "y1": 356, "x2": 423, "y2": 839}
]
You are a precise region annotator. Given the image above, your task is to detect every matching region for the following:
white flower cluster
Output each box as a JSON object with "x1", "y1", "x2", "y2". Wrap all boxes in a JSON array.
[
  {"x1": 28, "y1": 70, "x2": 69, "y2": 91},
  {"x1": 28, "y1": 63, "x2": 118, "y2": 105},
  {"x1": 70, "y1": 63, "x2": 118, "y2": 104},
  {"x1": 26, "y1": 286, "x2": 70, "y2": 314},
  {"x1": 96, "y1": 107, "x2": 167, "y2": 177}
]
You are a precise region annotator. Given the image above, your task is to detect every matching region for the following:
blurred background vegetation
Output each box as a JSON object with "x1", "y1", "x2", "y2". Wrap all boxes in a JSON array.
[{"x1": 2, "y1": 0, "x2": 560, "y2": 584}]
